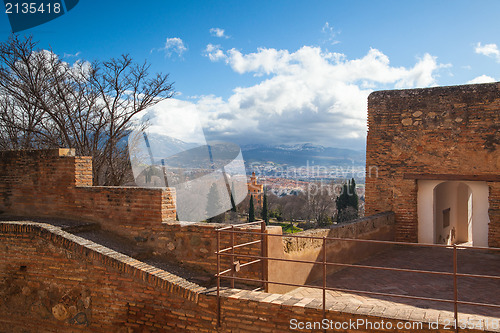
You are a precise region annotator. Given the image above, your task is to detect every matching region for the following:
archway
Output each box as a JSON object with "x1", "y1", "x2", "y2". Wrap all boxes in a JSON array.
[{"x1": 417, "y1": 180, "x2": 489, "y2": 246}]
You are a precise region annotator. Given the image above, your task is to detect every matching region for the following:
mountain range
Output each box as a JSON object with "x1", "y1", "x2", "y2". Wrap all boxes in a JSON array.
[
  {"x1": 240, "y1": 143, "x2": 365, "y2": 167},
  {"x1": 130, "y1": 133, "x2": 365, "y2": 168}
]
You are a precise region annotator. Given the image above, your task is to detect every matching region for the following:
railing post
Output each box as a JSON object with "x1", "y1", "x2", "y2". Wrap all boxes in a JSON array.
[
  {"x1": 231, "y1": 225, "x2": 235, "y2": 288},
  {"x1": 322, "y1": 237, "x2": 327, "y2": 324},
  {"x1": 453, "y1": 244, "x2": 458, "y2": 333},
  {"x1": 217, "y1": 229, "x2": 221, "y2": 327},
  {"x1": 261, "y1": 220, "x2": 267, "y2": 292}
]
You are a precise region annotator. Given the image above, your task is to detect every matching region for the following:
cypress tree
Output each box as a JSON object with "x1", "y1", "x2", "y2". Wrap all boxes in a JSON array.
[
  {"x1": 348, "y1": 178, "x2": 359, "y2": 214},
  {"x1": 336, "y1": 178, "x2": 359, "y2": 222},
  {"x1": 249, "y1": 195, "x2": 256, "y2": 222},
  {"x1": 336, "y1": 182, "x2": 349, "y2": 212},
  {"x1": 230, "y1": 182, "x2": 237, "y2": 212}
]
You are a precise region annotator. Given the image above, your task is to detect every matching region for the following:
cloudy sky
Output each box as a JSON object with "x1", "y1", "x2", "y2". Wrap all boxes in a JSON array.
[{"x1": 1, "y1": 0, "x2": 500, "y2": 150}]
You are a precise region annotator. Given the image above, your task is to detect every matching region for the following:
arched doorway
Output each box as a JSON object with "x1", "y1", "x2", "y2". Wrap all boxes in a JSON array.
[
  {"x1": 433, "y1": 182, "x2": 472, "y2": 245},
  {"x1": 417, "y1": 180, "x2": 489, "y2": 246}
]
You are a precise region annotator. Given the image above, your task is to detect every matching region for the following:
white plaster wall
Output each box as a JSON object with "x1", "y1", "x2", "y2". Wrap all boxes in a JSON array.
[
  {"x1": 467, "y1": 188, "x2": 473, "y2": 243},
  {"x1": 417, "y1": 180, "x2": 490, "y2": 246},
  {"x1": 418, "y1": 180, "x2": 440, "y2": 244},
  {"x1": 466, "y1": 181, "x2": 489, "y2": 247},
  {"x1": 434, "y1": 182, "x2": 459, "y2": 245}
]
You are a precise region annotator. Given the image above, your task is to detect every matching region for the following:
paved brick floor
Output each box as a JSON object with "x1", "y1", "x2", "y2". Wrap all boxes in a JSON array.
[{"x1": 286, "y1": 245, "x2": 500, "y2": 325}]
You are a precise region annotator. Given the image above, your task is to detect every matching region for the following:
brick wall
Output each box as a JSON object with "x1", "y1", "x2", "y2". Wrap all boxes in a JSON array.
[
  {"x1": 154, "y1": 221, "x2": 276, "y2": 280},
  {"x1": 0, "y1": 148, "x2": 268, "y2": 279},
  {"x1": 489, "y1": 182, "x2": 500, "y2": 247},
  {"x1": 0, "y1": 149, "x2": 176, "y2": 240},
  {"x1": 365, "y1": 82, "x2": 500, "y2": 245},
  {"x1": 0, "y1": 221, "x2": 484, "y2": 333},
  {"x1": 0, "y1": 222, "x2": 210, "y2": 333}
]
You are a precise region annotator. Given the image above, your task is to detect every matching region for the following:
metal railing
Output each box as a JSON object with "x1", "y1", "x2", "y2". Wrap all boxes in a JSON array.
[{"x1": 215, "y1": 220, "x2": 500, "y2": 332}]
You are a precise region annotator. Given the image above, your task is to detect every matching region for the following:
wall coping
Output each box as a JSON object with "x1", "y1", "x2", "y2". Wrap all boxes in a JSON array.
[
  {"x1": 0, "y1": 221, "x2": 204, "y2": 302},
  {"x1": 77, "y1": 185, "x2": 170, "y2": 191},
  {"x1": 0, "y1": 148, "x2": 76, "y2": 157},
  {"x1": 208, "y1": 288, "x2": 461, "y2": 329},
  {"x1": 368, "y1": 81, "x2": 500, "y2": 100},
  {"x1": 288, "y1": 211, "x2": 395, "y2": 239}
]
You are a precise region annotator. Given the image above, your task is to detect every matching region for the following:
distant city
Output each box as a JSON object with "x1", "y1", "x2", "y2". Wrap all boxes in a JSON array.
[
  {"x1": 241, "y1": 142, "x2": 365, "y2": 197},
  {"x1": 139, "y1": 132, "x2": 366, "y2": 196}
]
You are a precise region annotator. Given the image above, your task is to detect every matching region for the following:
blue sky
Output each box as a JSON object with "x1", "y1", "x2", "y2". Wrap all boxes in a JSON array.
[{"x1": 1, "y1": 0, "x2": 499, "y2": 150}]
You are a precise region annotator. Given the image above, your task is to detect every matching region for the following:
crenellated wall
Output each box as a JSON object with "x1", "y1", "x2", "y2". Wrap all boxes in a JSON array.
[{"x1": 0, "y1": 140, "x2": 495, "y2": 331}]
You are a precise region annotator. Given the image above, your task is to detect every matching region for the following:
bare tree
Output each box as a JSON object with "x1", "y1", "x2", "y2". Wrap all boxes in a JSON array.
[
  {"x1": 282, "y1": 194, "x2": 306, "y2": 222},
  {"x1": 0, "y1": 35, "x2": 174, "y2": 185},
  {"x1": 304, "y1": 181, "x2": 337, "y2": 226}
]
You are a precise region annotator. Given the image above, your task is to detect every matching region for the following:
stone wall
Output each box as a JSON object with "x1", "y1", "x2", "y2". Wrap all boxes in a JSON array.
[
  {"x1": 489, "y1": 183, "x2": 500, "y2": 246},
  {"x1": 0, "y1": 149, "x2": 176, "y2": 240},
  {"x1": 365, "y1": 82, "x2": 500, "y2": 245},
  {"x1": 0, "y1": 221, "x2": 484, "y2": 333},
  {"x1": 0, "y1": 222, "x2": 210, "y2": 332},
  {"x1": 155, "y1": 221, "x2": 278, "y2": 280},
  {"x1": 0, "y1": 148, "x2": 270, "y2": 279}
]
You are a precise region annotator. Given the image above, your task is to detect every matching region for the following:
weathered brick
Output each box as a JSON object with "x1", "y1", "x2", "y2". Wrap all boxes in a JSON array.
[{"x1": 365, "y1": 82, "x2": 500, "y2": 246}]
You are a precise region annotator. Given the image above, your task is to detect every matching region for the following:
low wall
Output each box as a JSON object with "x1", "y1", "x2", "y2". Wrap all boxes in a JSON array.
[
  {"x1": 266, "y1": 212, "x2": 395, "y2": 293},
  {"x1": 152, "y1": 221, "x2": 281, "y2": 280},
  {"x1": 0, "y1": 221, "x2": 478, "y2": 333},
  {"x1": 0, "y1": 222, "x2": 208, "y2": 332}
]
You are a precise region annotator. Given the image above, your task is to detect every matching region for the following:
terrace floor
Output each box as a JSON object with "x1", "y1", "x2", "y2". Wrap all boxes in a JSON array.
[{"x1": 286, "y1": 245, "x2": 500, "y2": 328}]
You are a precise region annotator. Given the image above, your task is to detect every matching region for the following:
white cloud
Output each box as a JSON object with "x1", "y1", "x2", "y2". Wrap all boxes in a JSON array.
[
  {"x1": 210, "y1": 28, "x2": 229, "y2": 38},
  {"x1": 208, "y1": 45, "x2": 446, "y2": 87},
  {"x1": 467, "y1": 74, "x2": 496, "y2": 84},
  {"x1": 322, "y1": 22, "x2": 340, "y2": 45},
  {"x1": 160, "y1": 37, "x2": 187, "y2": 58},
  {"x1": 148, "y1": 45, "x2": 448, "y2": 149},
  {"x1": 227, "y1": 47, "x2": 294, "y2": 76},
  {"x1": 475, "y1": 42, "x2": 500, "y2": 62},
  {"x1": 204, "y1": 44, "x2": 226, "y2": 62},
  {"x1": 26, "y1": 50, "x2": 91, "y2": 81},
  {"x1": 140, "y1": 99, "x2": 206, "y2": 144}
]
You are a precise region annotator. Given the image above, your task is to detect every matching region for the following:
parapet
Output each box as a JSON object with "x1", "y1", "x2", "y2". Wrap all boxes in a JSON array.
[{"x1": 0, "y1": 148, "x2": 177, "y2": 238}]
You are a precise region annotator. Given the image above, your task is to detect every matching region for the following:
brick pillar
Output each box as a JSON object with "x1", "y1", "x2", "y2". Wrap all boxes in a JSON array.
[{"x1": 488, "y1": 182, "x2": 500, "y2": 247}]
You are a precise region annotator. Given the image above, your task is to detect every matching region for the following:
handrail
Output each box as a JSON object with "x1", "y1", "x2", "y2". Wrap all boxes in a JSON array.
[
  {"x1": 215, "y1": 220, "x2": 500, "y2": 332},
  {"x1": 218, "y1": 239, "x2": 262, "y2": 253},
  {"x1": 216, "y1": 220, "x2": 264, "y2": 231},
  {"x1": 218, "y1": 228, "x2": 500, "y2": 251}
]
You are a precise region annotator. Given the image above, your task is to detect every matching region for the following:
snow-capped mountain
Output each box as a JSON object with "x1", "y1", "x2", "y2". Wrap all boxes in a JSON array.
[{"x1": 241, "y1": 143, "x2": 365, "y2": 167}]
